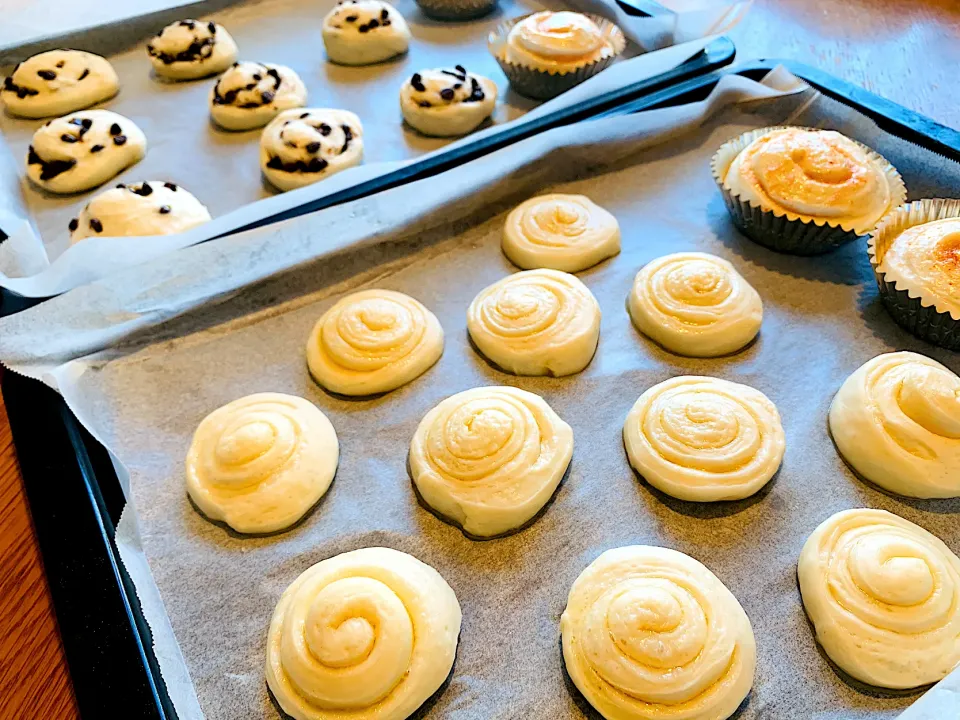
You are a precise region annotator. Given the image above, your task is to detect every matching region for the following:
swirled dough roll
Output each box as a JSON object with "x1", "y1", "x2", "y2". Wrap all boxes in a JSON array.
[
  {"x1": 2, "y1": 49, "x2": 118, "y2": 118},
  {"x1": 829, "y1": 352, "x2": 960, "y2": 498},
  {"x1": 307, "y1": 289, "x2": 443, "y2": 396},
  {"x1": 210, "y1": 61, "x2": 307, "y2": 130},
  {"x1": 400, "y1": 66, "x2": 497, "y2": 138},
  {"x1": 322, "y1": 0, "x2": 410, "y2": 66},
  {"x1": 266, "y1": 547, "x2": 461, "y2": 720},
  {"x1": 627, "y1": 252, "x2": 762, "y2": 357},
  {"x1": 410, "y1": 386, "x2": 573, "y2": 537},
  {"x1": 147, "y1": 19, "x2": 238, "y2": 80},
  {"x1": 185, "y1": 393, "x2": 339, "y2": 533},
  {"x1": 502, "y1": 194, "x2": 620, "y2": 272},
  {"x1": 623, "y1": 376, "x2": 785, "y2": 502},
  {"x1": 467, "y1": 269, "x2": 600, "y2": 376},
  {"x1": 798, "y1": 509, "x2": 960, "y2": 689},
  {"x1": 562, "y1": 545, "x2": 756, "y2": 720}
]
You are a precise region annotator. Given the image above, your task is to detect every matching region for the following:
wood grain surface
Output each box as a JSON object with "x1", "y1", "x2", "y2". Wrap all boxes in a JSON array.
[{"x1": 0, "y1": 2, "x2": 957, "y2": 718}]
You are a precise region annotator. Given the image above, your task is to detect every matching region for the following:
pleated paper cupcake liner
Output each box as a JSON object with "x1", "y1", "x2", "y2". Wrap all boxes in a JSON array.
[
  {"x1": 488, "y1": 14, "x2": 625, "y2": 101},
  {"x1": 415, "y1": 0, "x2": 497, "y2": 21},
  {"x1": 868, "y1": 198, "x2": 960, "y2": 350},
  {"x1": 711, "y1": 126, "x2": 907, "y2": 256}
]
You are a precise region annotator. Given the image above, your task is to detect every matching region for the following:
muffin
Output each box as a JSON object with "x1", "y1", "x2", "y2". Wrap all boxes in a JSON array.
[
  {"x1": 400, "y1": 66, "x2": 496, "y2": 137},
  {"x1": 712, "y1": 127, "x2": 905, "y2": 255}
]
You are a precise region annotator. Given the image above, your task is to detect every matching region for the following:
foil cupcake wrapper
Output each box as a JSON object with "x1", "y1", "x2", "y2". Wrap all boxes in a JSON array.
[
  {"x1": 868, "y1": 198, "x2": 960, "y2": 350},
  {"x1": 415, "y1": 0, "x2": 497, "y2": 21},
  {"x1": 488, "y1": 13, "x2": 625, "y2": 101},
  {"x1": 711, "y1": 126, "x2": 907, "y2": 256}
]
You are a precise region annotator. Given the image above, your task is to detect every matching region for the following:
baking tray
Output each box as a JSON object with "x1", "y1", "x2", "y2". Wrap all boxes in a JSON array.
[{"x1": 4, "y1": 59, "x2": 960, "y2": 719}]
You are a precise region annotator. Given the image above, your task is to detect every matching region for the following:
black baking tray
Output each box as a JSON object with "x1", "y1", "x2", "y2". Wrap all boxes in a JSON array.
[{"x1": 4, "y1": 59, "x2": 960, "y2": 719}]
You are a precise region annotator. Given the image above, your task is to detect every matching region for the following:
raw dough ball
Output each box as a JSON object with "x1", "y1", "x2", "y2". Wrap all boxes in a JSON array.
[
  {"x1": 623, "y1": 376, "x2": 785, "y2": 501},
  {"x1": 185, "y1": 393, "x2": 339, "y2": 533},
  {"x1": 307, "y1": 289, "x2": 443, "y2": 396},
  {"x1": 400, "y1": 65, "x2": 497, "y2": 137},
  {"x1": 2, "y1": 49, "x2": 118, "y2": 118},
  {"x1": 147, "y1": 19, "x2": 238, "y2": 80},
  {"x1": 467, "y1": 269, "x2": 600, "y2": 376},
  {"x1": 322, "y1": 0, "x2": 410, "y2": 66},
  {"x1": 26, "y1": 109, "x2": 146, "y2": 194},
  {"x1": 266, "y1": 547, "x2": 461, "y2": 720},
  {"x1": 562, "y1": 545, "x2": 756, "y2": 720},
  {"x1": 209, "y1": 61, "x2": 307, "y2": 130},
  {"x1": 410, "y1": 386, "x2": 573, "y2": 537}
]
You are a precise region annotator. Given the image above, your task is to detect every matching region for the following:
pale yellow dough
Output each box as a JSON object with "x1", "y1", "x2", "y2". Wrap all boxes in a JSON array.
[
  {"x1": 147, "y1": 20, "x2": 238, "y2": 80},
  {"x1": 877, "y1": 217, "x2": 960, "y2": 318},
  {"x1": 2, "y1": 49, "x2": 118, "y2": 118},
  {"x1": 505, "y1": 11, "x2": 614, "y2": 72},
  {"x1": 798, "y1": 509, "x2": 960, "y2": 689},
  {"x1": 399, "y1": 67, "x2": 497, "y2": 138},
  {"x1": 322, "y1": 0, "x2": 410, "y2": 66},
  {"x1": 562, "y1": 545, "x2": 756, "y2": 720},
  {"x1": 266, "y1": 547, "x2": 461, "y2": 720},
  {"x1": 210, "y1": 61, "x2": 307, "y2": 131},
  {"x1": 409, "y1": 386, "x2": 573, "y2": 537}
]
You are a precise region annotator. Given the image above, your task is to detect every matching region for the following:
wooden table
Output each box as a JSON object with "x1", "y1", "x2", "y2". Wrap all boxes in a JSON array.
[{"x1": 1, "y1": 1, "x2": 958, "y2": 717}]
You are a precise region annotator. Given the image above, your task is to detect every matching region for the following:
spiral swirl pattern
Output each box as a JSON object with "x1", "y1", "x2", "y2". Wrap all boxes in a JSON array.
[
  {"x1": 628, "y1": 253, "x2": 763, "y2": 357},
  {"x1": 829, "y1": 351, "x2": 960, "y2": 498},
  {"x1": 307, "y1": 289, "x2": 444, "y2": 396},
  {"x1": 623, "y1": 377, "x2": 785, "y2": 502},
  {"x1": 798, "y1": 509, "x2": 960, "y2": 688},
  {"x1": 877, "y1": 217, "x2": 960, "y2": 317},
  {"x1": 185, "y1": 393, "x2": 339, "y2": 533},
  {"x1": 266, "y1": 547, "x2": 462, "y2": 720},
  {"x1": 562, "y1": 545, "x2": 756, "y2": 720},
  {"x1": 467, "y1": 269, "x2": 600, "y2": 376},
  {"x1": 505, "y1": 11, "x2": 614, "y2": 71},
  {"x1": 409, "y1": 386, "x2": 573, "y2": 537}
]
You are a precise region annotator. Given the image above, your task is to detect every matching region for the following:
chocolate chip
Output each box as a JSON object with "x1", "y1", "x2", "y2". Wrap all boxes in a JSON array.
[
  {"x1": 109, "y1": 123, "x2": 122, "y2": 136},
  {"x1": 90, "y1": 144, "x2": 104, "y2": 153},
  {"x1": 238, "y1": 101, "x2": 260, "y2": 108},
  {"x1": 81, "y1": 118, "x2": 92, "y2": 128},
  {"x1": 117, "y1": 183, "x2": 126, "y2": 188},
  {"x1": 306, "y1": 141, "x2": 321, "y2": 153},
  {"x1": 454, "y1": 83, "x2": 462, "y2": 89},
  {"x1": 68, "y1": 218, "x2": 78, "y2": 232},
  {"x1": 260, "y1": 90, "x2": 274, "y2": 103},
  {"x1": 299, "y1": 112, "x2": 310, "y2": 119},
  {"x1": 319, "y1": 123, "x2": 331, "y2": 136},
  {"x1": 358, "y1": 24, "x2": 370, "y2": 33},
  {"x1": 113, "y1": 135, "x2": 127, "y2": 146},
  {"x1": 61, "y1": 134, "x2": 78, "y2": 143},
  {"x1": 253, "y1": 73, "x2": 262, "y2": 81},
  {"x1": 78, "y1": 68, "x2": 89, "y2": 81},
  {"x1": 180, "y1": 19, "x2": 195, "y2": 28},
  {"x1": 136, "y1": 182, "x2": 153, "y2": 196},
  {"x1": 368, "y1": 18, "x2": 380, "y2": 28},
  {"x1": 90, "y1": 218, "x2": 103, "y2": 233},
  {"x1": 245, "y1": 82, "x2": 257, "y2": 90},
  {"x1": 164, "y1": 182, "x2": 178, "y2": 191},
  {"x1": 56, "y1": 61, "x2": 65, "y2": 68},
  {"x1": 159, "y1": 205, "x2": 171, "y2": 214},
  {"x1": 222, "y1": 89, "x2": 238, "y2": 103},
  {"x1": 381, "y1": 8, "x2": 389, "y2": 18},
  {"x1": 340, "y1": 125, "x2": 353, "y2": 153},
  {"x1": 208, "y1": 21, "x2": 216, "y2": 33},
  {"x1": 411, "y1": 73, "x2": 425, "y2": 92},
  {"x1": 455, "y1": 64, "x2": 466, "y2": 74},
  {"x1": 440, "y1": 88, "x2": 455, "y2": 101},
  {"x1": 37, "y1": 69, "x2": 56, "y2": 80},
  {"x1": 266, "y1": 156, "x2": 283, "y2": 170},
  {"x1": 418, "y1": 100, "x2": 431, "y2": 108},
  {"x1": 382, "y1": 19, "x2": 391, "y2": 25},
  {"x1": 345, "y1": 14, "x2": 357, "y2": 21}
]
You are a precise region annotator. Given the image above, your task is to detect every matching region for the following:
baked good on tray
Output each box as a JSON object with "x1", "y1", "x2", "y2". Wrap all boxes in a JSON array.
[
  {"x1": 26, "y1": 109, "x2": 146, "y2": 194},
  {"x1": 322, "y1": 0, "x2": 410, "y2": 66},
  {"x1": 147, "y1": 19, "x2": 238, "y2": 80},
  {"x1": 409, "y1": 386, "x2": 573, "y2": 537},
  {"x1": 261, "y1": 108, "x2": 363, "y2": 192},
  {"x1": 399, "y1": 66, "x2": 496, "y2": 138},
  {"x1": 69, "y1": 180, "x2": 211, "y2": 243},
  {"x1": 209, "y1": 61, "x2": 307, "y2": 130},
  {"x1": 1, "y1": 49, "x2": 119, "y2": 118}
]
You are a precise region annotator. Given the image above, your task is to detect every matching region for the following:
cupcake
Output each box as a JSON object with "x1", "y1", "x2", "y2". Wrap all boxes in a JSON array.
[
  {"x1": 415, "y1": 0, "x2": 496, "y2": 20},
  {"x1": 869, "y1": 199, "x2": 960, "y2": 350},
  {"x1": 489, "y1": 11, "x2": 624, "y2": 101},
  {"x1": 712, "y1": 127, "x2": 905, "y2": 255}
]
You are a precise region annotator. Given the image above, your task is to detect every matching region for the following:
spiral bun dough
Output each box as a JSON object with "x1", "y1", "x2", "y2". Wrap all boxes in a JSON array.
[
  {"x1": 2, "y1": 49, "x2": 118, "y2": 118},
  {"x1": 505, "y1": 11, "x2": 617, "y2": 72},
  {"x1": 410, "y1": 387, "x2": 573, "y2": 537},
  {"x1": 799, "y1": 509, "x2": 960, "y2": 689},
  {"x1": 185, "y1": 393, "x2": 339, "y2": 534},
  {"x1": 147, "y1": 19, "x2": 238, "y2": 80},
  {"x1": 322, "y1": 0, "x2": 410, "y2": 66},
  {"x1": 400, "y1": 66, "x2": 497, "y2": 138},
  {"x1": 628, "y1": 253, "x2": 763, "y2": 357},
  {"x1": 467, "y1": 269, "x2": 600, "y2": 376},
  {"x1": 502, "y1": 194, "x2": 620, "y2": 272},
  {"x1": 562, "y1": 545, "x2": 757, "y2": 720},
  {"x1": 624, "y1": 377, "x2": 785, "y2": 502},
  {"x1": 307, "y1": 290, "x2": 443, "y2": 396},
  {"x1": 210, "y1": 62, "x2": 307, "y2": 131},
  {"x1": 26, "y1": 110, "x2": 146, "y2": 194},
  {"x1": 829, "y1": 352, "x2": 960, "y2": 498},
  {"x1": 266, "y1": 547, "x2": 462, "y2": 720},
  {"x1": 261, "y1": 109, "x2": 363, "y2": 192},
  {"x1": 877, "y1": 216, "x2": 960, "y2": 318}
]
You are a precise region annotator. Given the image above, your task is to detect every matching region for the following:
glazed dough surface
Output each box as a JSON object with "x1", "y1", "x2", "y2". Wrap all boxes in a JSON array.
[
  {"x1": 307, "y1": 289, "x2": 443, "y2": 396},
  {"x1": 623, "y1": 376, "x2": 785, "y2": 501},
  {"x1": 266, "y1": 547, "x2": 461, "y2": 720},
  {"x1": 562, "y1": 545, "x2": 756, "y2": 720},
  {"x1": 467, "y1": 269, "x2": 600, "y2": 376},
  {"x1": 829, "y1": 351, "x2": 960, "y2": 498},
  {"x1": 400, "y1": 66, "x2": 497, "y2": 138},
  {"x1": 209, "y1": 61, "x2": 307, "y2": 130},
  {"x1": 628, "y1": 252, "x2": 763, "y2": 357},
  {"x1": 185, "y1": 393, "x2": 338, "y2": 533},
  {"x1": 505, "y1": 11, "x2": 614, "y2": 72},
  {"x1": 2, "y1": 49, "x2": 118, "y2": 118},
  {"x1": 877, "y1": 218, "x2": 960, "y2": 317},
  {"x1": 502, "y1": 193, "x2": 620, "y2": 272},
  {"x1": 798, "y1": 509, "x2": 960, "y2": 689},
  {"x1": 409, "y1": 386, "x2": 573, "y2": 537},
  {"x1": 147, "y1": 19, "x2": 238, "y2": 80},
  {"x1": 322, "y1": 0, "x2": 410, "y2": 66}
]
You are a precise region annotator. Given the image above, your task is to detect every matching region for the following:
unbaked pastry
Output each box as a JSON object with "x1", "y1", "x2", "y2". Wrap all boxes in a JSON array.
[
  {"x1": 877, "y1": 217, "x2": 960, "y2": 318},
  {"x1": 210, "y1": 61, "x2": 307, "y2": 130},
  {"x1": 185, "y1": 393, "x2": 339, "y2": 534},
  {"x1": 798, "y1": 508, "x2": 960, "y2": 689},
  {"x1": 400, "y1": 66, "x2": 496, "y2": 138},
  {"x1": 26, "y1": 110, "x2": 146, "y2": 194},
  {"x1": 829, "y1": 351, "x2": 960, "y2": 498},
  {"x1": 504, "y1": 11, "x2": 616, "y2": 72},
  {"x1": 562, "y1": 545, "x2": 756, "y2": 720},
  {"x1": 261, "y1": 108, "x2": 363, "y2": 192},
  {"x1": 409, "y1": 386, "x2": 573, "y2": 537},
  {"x1": 2, "y1": 49, "x2": 118, "y2": 119},
  {"x1": 467, "y1": 269, "x2": 600, "y2": 376},
  {"x1": 307, "y1": 289, "x2": 443, "y2": 396},
  {"x1": 502, "y1": 193, "x2": 620, "y2": 272},
  {"x1": 147, "y1": 19, "x2": 238, "y2": 80},
  {"x1": 322, "y1": 0, "x2": 410, "y2": 66},
  {"x1": 628, "y1": 252, "x2": 763, "y2": 357},
  {"x1": 266, "y1": 547, "x2": 461, "y2": 720},
  {"x1": 624, "y1": 376, "x2": 785, "y2": 502}
]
